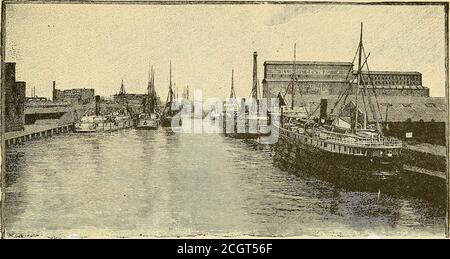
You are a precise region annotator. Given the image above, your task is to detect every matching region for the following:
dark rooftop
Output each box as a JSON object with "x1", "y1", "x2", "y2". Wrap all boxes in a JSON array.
[
  {"x1": 264, "y1": 61, "x2": 353, "y2": 66},
  {"x1": 361, "y1": 71, "x2": 421, "y2": 75},
  {"x1": 295, "y1": 95, "x2": 446, "y2": 122}
]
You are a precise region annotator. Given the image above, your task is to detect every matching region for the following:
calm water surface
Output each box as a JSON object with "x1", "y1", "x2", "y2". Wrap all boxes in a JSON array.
[{"x1": 4, "y1": 127, "x2": 445, "y2": 238}]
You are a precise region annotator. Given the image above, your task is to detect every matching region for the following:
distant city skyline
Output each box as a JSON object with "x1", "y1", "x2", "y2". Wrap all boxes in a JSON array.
[{"x1": 5, "y1": 3, "x2": 446, "y2": 99}]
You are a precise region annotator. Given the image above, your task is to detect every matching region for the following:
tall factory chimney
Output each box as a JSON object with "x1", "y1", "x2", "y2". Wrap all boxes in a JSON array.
[
  {"x1": 251, "y1": 51, "x2": 258, "y2": 100},
  {"x1": 52, "y1": 81, "x2": 57, "y2": 101},
  {"x1": 95, "y1": 95, "x2": 101, "y2": 116}
]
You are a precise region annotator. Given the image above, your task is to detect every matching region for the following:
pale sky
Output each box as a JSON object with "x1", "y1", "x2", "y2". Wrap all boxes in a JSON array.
[{"x1": 5, "y1": 3, "x2": 446, "y2": 98}]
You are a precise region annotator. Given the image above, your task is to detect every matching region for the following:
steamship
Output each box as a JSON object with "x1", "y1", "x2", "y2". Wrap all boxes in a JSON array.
[
  {"x1": 74, "y1": 113, "x2": 133, "y2": 133},
  {"x1": 74, "y1": 83, "x2": 133, "y2": 133},
  {"x1": 275, "y1": 24, "x2": 403, "y2": 178}
]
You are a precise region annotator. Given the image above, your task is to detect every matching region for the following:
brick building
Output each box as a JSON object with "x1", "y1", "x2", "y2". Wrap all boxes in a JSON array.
[
  {"x1": 52, "y1": 81, "x2": 95, "y2": 104},
  {"x1": 262, "y1": 61, "x2": 430, "y2": 100},
  {"x1": 361, "y1": 71, "x2": 429, "y2": 97},
  {"x1": 4, "y1": 62, "x2": 26, "y2": 132},
  {"x1": 263, "y1": 61, "x2": 353, "y2": 97},
  {"x1": 113, "y1": 93, "x2": 147, "y2": 106}
]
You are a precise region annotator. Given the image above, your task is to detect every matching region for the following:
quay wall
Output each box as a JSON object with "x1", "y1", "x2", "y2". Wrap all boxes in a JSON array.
[
  {"x1": 5, "y1": 124, "x2": 74, "y2": 148},
  {"x1": 266, "y1": 135, "x2": 446, "y2": 205},
  {"x1": 402, "y1": 147, "x2": 446, "y2": 177}
]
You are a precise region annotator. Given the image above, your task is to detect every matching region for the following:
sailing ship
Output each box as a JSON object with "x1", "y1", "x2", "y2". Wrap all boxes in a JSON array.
[
  {"x1": 74, "y1": 82, "x2": 133, "y2": 133},
  {"x1": 161, "y1": 61, "x2": 182, "y2": 127},
  {"x1": 211, "y1": 69, "x2": 235, "y2": 122},
  {"x1": 275, "y1": 23, "x2": 403, "y2": 178},
  {"x1": 136, "y1": 65, "x2": 160, "y2": 130}
]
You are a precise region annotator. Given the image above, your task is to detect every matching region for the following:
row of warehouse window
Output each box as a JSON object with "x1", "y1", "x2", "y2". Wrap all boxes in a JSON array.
[
  {"x1": 267, "y1": 73, "x2": 420, "y2": 84},
  {"x1": 267, "y1": 69, "x2": 347, "y2": 75}
]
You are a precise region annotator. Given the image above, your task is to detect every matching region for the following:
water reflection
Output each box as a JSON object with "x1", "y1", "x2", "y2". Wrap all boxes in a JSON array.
[{"x1": 4, "y1": 129, "x2": 445, "y2": 238}]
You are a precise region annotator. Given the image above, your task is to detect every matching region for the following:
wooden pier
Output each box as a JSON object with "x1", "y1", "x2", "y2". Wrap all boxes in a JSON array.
[{"x1": 4, "y1": 122, "x2": 74, "y2": 147}]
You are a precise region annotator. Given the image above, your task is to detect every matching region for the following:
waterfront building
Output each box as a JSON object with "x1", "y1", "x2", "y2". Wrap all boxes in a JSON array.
[
  {"x1": 262, "y1": 61, "x2": 430, "y2": 99},
  {"x1": 262, "y1": 61, "x2": 353, "y2": 96},
  {"x1": 52, "y1": 81, "x2": 95, "y2": 105},
  {"x1": 4, "y1": 62, "x2": 26, "y2": 132},
  {"x1": 360, "y1": 71, "x2": 428, "y2": 97}
]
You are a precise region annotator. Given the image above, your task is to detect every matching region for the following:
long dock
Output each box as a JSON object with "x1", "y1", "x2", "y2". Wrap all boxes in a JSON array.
[
  {"x1": 5, "y1": 121, "x2": 74, "y2": 147},
  {"x1": 402, "y1": 143, "x2": 446, "y2": 180}
]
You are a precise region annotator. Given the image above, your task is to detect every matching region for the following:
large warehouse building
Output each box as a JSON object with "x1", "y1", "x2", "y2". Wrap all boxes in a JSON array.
[{"x1": 262, "y1": 61, "x2": 430, "y2": 99}]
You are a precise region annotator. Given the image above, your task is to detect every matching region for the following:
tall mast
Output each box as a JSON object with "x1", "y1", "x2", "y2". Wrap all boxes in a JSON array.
[
  {"x1": 148, "y1": 64, "x2": 154, "y2": 114},
  {"x1": 354, "y1": 23, "x2": 363, "y2": 132},
  {"x1": 291, "y1": 43, "x2": 297, "y2": 110},
  {"x1": 147, "y1": 62, "x2": 153, "y2": 93},
  {"x1": 120, "y1": 79, "x2": 125, "y2": 95},
  {"x1": 120, "y1": 79, "x2": 126, "y2": 108},
  {"x1": 230, "y1": 69, "x2": 236, "y2": 99},
  {"x1": 186, "y1": 85, "x2": 189, "y2": 100},
  {"x1": 169, "y1": 61, "x2": 173, "y2": 104},
  {"x1": 152, "y1": 68, "x2": 156, "y2": 112}
]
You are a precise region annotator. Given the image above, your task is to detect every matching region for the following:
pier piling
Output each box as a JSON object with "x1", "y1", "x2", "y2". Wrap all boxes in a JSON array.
[{"x1": 5, "y1": 123, "x2": 74, "y2": 147}]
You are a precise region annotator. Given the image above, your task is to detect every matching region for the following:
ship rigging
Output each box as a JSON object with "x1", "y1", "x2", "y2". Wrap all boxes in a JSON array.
[{"x1": 276, "y1": 23, "x2": 403, "y2": 178}]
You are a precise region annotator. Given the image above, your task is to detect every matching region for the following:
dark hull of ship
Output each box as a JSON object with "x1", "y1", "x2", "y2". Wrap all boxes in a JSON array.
[
  {"x1": 161, "y1": 117, "x2": 172, "y2": 127},
  {"x1": 274, "y1": 133, "x2": 403, "y2": 188},
  {"x1": 224, "y1": 131, "x2": 272, "y2": 139},
  {"x1": 221, "y1": 116, "x2": 271, "y2": 139},
  {"x1": 135, "y1": 117, "x2": 158, "y2": 130},
  {"x1": 224, "y1": 132, "x2": 260, "y2": 139},
  {"x1": 161, "y1": 115, "x2": 183, "y2": 128},
  {"x1": 135, "y1": 124, "x2": 158, "y2": 130}
]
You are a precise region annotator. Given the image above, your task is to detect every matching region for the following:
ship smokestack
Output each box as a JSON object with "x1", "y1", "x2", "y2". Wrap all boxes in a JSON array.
[
  {"x1": 252, "y1": 51, "x2": 258, "y2": 100},
  {"x1": 320, "y1": 98, "x2": 327, "y2": 124},
  {"x1": 95, "y1": 95, "x2": 101, "y2": 116}
]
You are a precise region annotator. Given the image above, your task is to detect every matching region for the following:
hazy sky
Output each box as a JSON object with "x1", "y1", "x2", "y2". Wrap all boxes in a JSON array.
[{"x1": 5, "y1": 3, "x2": 446, "y2": 98}]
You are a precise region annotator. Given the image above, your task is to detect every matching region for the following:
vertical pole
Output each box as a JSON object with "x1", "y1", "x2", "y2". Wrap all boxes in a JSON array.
[
  {"x1": 231, "y1": 69, "x2": 234, "y2": 97},
  {"x1": 355, "y1": 23, "x2": 363, "y2": 133},
  {"x1": 291, "y1": 44, "x2": 296, "y2": 110},
  {"x1": 444, "y1": 3, "x2": 449, "y2": 239},
  {"x1": 230, "y1": 69, "x2": 235, "y2": 99},
  {"x1": 169, "y1": 61, "x2": 173, "y2": 114},
  {"x1": 169, "y1": 61, "x2": 172, "y2": 103},
  {"x1": 1, "y1": 1, "x2": 7, "y2": 239}
]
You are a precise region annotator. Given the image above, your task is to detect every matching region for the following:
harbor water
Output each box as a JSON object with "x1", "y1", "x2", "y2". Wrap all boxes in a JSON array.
[{"x1": 4, "y1": 125, "x2": 446, "y2": 238}]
